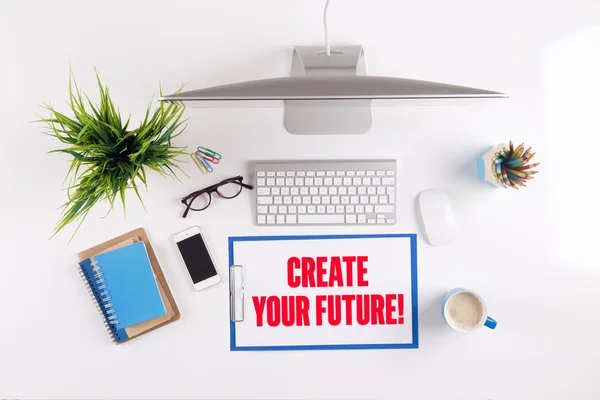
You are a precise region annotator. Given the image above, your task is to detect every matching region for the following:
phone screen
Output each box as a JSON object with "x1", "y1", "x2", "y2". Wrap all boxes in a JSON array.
[{"x1": 176, "y1": 233, "x2": 218, "y2": 283}]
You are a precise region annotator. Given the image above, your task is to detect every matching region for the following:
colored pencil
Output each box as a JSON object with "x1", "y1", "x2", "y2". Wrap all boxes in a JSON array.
[
  {"x1": 506, "y1": 168, "x2": 527, "y2": 178},
  {"x1": 514, "y1": 163, "x2": 539, "y2": 171},
  {"x1": 509, "y1": 141, "x2": 514, "y2": 152},
  {"x1": 490, "y1": 141, "x2": 539, "y2": 189}
]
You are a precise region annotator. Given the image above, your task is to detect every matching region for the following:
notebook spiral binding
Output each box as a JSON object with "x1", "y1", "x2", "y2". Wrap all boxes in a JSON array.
[{"x1": 78, "y1": 260, "x2": 121, "y2": 344}]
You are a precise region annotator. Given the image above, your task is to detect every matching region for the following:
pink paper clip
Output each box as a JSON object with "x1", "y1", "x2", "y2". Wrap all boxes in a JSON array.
[{"x1": 196, "y1": 150, "x2": 219, "y2": 164}]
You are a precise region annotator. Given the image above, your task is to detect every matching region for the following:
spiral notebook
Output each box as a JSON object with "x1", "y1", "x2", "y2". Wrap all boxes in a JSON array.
[{"x1": 78, "y1": 228, "x2": 180, "y2": 344}]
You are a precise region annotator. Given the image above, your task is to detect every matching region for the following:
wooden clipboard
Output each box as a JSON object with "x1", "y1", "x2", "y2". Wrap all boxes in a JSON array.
[{"x1": 78, "y1": 227, "x2": 181, "y2": 343}]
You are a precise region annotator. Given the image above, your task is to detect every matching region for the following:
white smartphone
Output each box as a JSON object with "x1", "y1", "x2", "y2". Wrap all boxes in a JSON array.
[{"x1": 173, "y1": 226, "x2": 221, "y2": 291}]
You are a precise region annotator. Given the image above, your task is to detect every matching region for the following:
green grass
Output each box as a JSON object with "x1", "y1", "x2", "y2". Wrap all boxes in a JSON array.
[{"x1": 38, "y1": 69, "x2": 187, "y2": 240}]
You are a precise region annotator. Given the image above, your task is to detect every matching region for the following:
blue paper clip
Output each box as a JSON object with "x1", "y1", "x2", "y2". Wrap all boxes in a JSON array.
[{"x1": 198, "y1": 154, "x2": 213, "y2": 173}]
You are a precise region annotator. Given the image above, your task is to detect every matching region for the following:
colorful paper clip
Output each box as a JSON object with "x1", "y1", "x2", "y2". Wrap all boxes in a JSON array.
[
  {"x1": 191, "y1": 152, "x2": 208, "y2": 174},
  {"x1": 198, "y1": 154, "x2": 213, "y2": 173},
  {"x1": 197, "y1": 146, "x2": 222, "y2": 160},
  {"x1": 196, "y1": 150, "x2": 219, "y2": 164}
]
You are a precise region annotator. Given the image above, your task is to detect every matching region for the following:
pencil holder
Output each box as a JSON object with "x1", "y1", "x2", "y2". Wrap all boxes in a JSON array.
[{"x1": 477, "y1": 142, "x2": 539, "y2": 189}]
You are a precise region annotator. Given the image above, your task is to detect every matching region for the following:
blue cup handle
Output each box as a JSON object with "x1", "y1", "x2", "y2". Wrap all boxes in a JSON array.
[{"x1": 484, "y1": 316, "x2": 497, "y2": 329}]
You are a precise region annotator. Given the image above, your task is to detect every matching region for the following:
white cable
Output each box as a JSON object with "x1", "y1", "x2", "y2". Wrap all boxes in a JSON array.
[{"x1": 323, "y1": 0, "x2": 331, "y2": 56}]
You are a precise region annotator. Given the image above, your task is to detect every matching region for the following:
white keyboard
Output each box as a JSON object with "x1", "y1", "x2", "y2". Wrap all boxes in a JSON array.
[{"x1": 252, "y1": 160, "x2": 397, "y2": 225}]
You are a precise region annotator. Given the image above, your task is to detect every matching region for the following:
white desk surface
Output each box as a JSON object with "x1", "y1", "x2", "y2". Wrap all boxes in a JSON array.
[{"x1": 1, "y1": 0, "x2": 600, "y2": 399}]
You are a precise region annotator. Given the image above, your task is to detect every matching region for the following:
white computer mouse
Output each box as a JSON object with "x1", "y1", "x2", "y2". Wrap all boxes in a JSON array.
[{"x1": 417, "y1": 189, "x2": 457, "y2": 246}]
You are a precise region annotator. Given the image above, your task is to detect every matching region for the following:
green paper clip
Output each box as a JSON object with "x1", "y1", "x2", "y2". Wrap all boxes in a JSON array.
[{"x1": 197, "y1": 146, "x2": 222, "y2": 160}]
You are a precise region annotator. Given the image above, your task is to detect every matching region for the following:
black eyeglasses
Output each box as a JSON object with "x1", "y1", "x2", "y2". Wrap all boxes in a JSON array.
[{"x1": 181, "y1": 175, "x2": 254, "y2": 218}]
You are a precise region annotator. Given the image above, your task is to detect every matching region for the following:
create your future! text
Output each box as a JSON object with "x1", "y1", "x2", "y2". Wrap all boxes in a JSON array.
[{"x1": 252, "y1": 256, "x2": 405, "y2": 327}]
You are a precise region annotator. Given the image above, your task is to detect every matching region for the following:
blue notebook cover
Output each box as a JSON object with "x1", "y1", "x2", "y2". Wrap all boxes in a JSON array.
[{"x1": 79, "y1": 241, "x2": 166, "y2": 336}]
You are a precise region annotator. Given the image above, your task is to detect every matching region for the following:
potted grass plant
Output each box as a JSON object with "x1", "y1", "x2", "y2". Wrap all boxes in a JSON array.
[{"x1": 39, "y1": 70, "x2": 187, "y2": 239}]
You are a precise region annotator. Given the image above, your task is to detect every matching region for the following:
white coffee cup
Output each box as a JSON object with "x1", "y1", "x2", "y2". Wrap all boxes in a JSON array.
[{"x1": 442, "y1": 288, "x2": 497, "y2": 332}]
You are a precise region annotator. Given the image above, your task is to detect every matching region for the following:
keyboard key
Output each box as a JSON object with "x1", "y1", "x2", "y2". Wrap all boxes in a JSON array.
[
  {"x1": 277, "y1": 215, "x2": 285, "y2": 224},
  {"x1": 343, "y1": 177, "x2": 352, "y2": 186},
  {"x1": 347, "y1": 187, "x2": 356, "y2": 195},
  {"x1": 375, "y1": 205, "x2": 395, "y2": 213},
  {"x1": 305, "y1": 177, "x2": 314, "y2": 186},
  {"x1": 315, "y1": 178, "x2": 323, "y2": 186},
  {"x1": 257, "y1": 197, "x2": 273, "y2": 205},
  {"x1": 360, "y1": 196, "x2": 369, "y2": 204},
  {"x1": 293, "y1": 197, "x2": 301, "y2": 204},
  {"x1": 382, "y1": 177, "x2": 395, "y2": 185},
  {"x1": 376, "y1": 171, "x2": 385, "y2": 176},
  {"x1": 267, "y1": 172, "x2": 275, "y2": 177},
  {"x1": 377, "y1": 214, "x2": 386, "y2": 219},
  {"x1": 257, "y1": 187, "x2": 270, "y2": 195},
  {"x1": 322, "y1": 196, "x2": 331, "y2": 204},
  {"x1": 367, "y1": 218, "x2": 376, "y2": 224},
  {"x1": 368, "y1": 187, "x2": 376, "y2": 195},
  {"x1": 386, "y1": 170, "x2": 395, "y2": 176},
  {"x1": 285, "y1": 177, "x2": 294, "y2": 186},
  {"x1": 281, "y1": 187, "x2": 290, "y2": 195},
  {"x1": 272, "y1": 187, "x2": 280, "y2": 195},
  {"x1": 298, "y1": 214, "x2": 345, "y2": 224},
  {"x1": 333, "y1": 177, "x2": 342, "y2": 186},
  {"x1": 377, "y1": 218, "x2": 385, "y2": 224},
  {"x1": 358, "y1": 215, "x2": 366, "y2": 223},
  {"x1": 336, "y1": 171, "x2": 345, "y2": 176},
  {"x1": 269, "y1": 205, "x2": 278, "y2": 214},
  {"x1": 386, "y1": 219, "x2": 395, "y2": 224},
  {"x1": 286, "y1": 171, "x2": 295, "y2": 177},
  {"x1": 388, "y1": 192, "x2": 395, "y2": 204},
  {"x1": 258, "y1": 215, "x2": 266, "y2": 224},
  {"x1": 307, "y1": 206, "x2": 316, "y2": 214},
  {"x1": 289, "y1": 205, "x2": 297, "y2": 213},
  {"x1": 328, "y1": 187, "x2": 338, "y2": 195},
  {"x1": 279, "y1": 206, "x2": 287, "y2": 214},
  {"x1": 257, "y1": 171, "x2": 266, "y2": 177},
  {"x1": 353, "y1": 177, "x2": 362, "y2": 185},
  {"x1": 327, "y1": 205, "x2": 335, "y2": 213},
  {"x1": 267, "y1": 215, "x2": 276, "y2": 224},
  {"x1": 362, "y1": 177, "x2": 371, "y2": 185},
  {"x1": 331, "y1": 196, "x2": 340, "y2": 204},
  {"x1": 257, "y1": 178, "x2": 266, "y2": 186},
  {"x1": 346, "y1": 214, "x2": 357, "y2": 223},
  {"x1": 319, "y1": 187, "x2": 328, "y2": 195},
  {"x1": 297, "y1": 171, "x2": 306, "y2": 177},
  {"x1": 316, "y1": 171, "x2": 325, "y2": 176},
  {"x1": 312, "y1": 196, "x2": 321, "y2": 204},
  {"x1": 298, "y1": 206, "x2": 307, "y2": 214},
  {"x1": 295, "y1": 178, "x2": 304, "y2": 186},
  {"x1": 346, "y1": 205, "x2": 355, "y2": 213},
  {"x1": 372, "y1": 177, "x2": 381, "y2": 185},
  {"x1": 326, "y1": 171, "x2": 335, "y2": 176},
  {"x1": 367, "y1": 171, "x2": 375, "y2": 176},
  {"x1": 300, "y1": 187, "x2": 309, "y2": 195},
  {"x1": 358, "y1": 187, "x2": 366, "y2": 195},
  {"x1": 341, "y1": 196, "x2": 350, "y2": 204},
  {"x1": 336, "y1": 205, "x2": 345, "y2": 213},
  {"x1": 324, "y1": 177, "x2": 333, "y2": 186},
  {"x1": 287, "y1": 215, "x2": 298, "y2": 224},
  {"x1": 275, "y1": 178, "x2": 284, "y2": 186},
  {"x1": 302, "y1": 197, "x2": 311, "y2": 204},
  {"x1": 377, "y1": 186, "x2": 385, "y2": 195},
  {"x1": 365, "y1": 205, "x2": 374, "y2": 213},
  {"x1": 266, "y1": 178, "x2": 275, "y2": 186},
  {"x1": 274, "y1": 197, "x2": 283, "y2": 204},
  {"x1": 357, "y1": 171, "x2": 365, "y2": 176},
  {"x1": 257, "y1": 206, "x2": 268, "y2": 214},
  {"x1": 379, "y1": 195, "x2": 388, "y2": 204},
  {"x1": 310, "y1": 187, "x2": 318, "y2": 195},
  {"x1": 307, "y1": 171, "x2": 315, "y2": 176},
  {"x1": 339, "y1": 187, "x2": 347, "y2": 195},
  {"x1": 317, "y1": 205, "x2": 326, "y2": 213},
  {"x1": 347, "y1": 171, "x2": 356, "y2": 176},
  {"x1": 284, "y1": 197, "x2": 292, "y2": 204},
  {"x1": 277, "y1": 171, "x2": 285, "y2": 177},
  {"x1": 350, "y1": 196, "x2": 359, "y2": 204},
  {"x1": 356, "y1": 205, "x2": 364, "y2": 213},
  {"x1": 370, "y1": 196, "x2": 379, "y2": 204},
  {"x1": 291, "y1": 187, "x2": 300, "y2": 195}
]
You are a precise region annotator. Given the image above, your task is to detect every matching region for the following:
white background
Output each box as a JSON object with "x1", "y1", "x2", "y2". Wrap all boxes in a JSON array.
[
  {"x1": 1, "y1": 0, "x2": 600, "y2": 399},
  {"x1": 233, "y1": 236, "x2": 414, "y2": 347}
]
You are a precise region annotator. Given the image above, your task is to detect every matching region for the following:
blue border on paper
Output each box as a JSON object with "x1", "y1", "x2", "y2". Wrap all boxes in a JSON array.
[{"x1": 228, "y1": 234, "x2": 418, "y2": 351}]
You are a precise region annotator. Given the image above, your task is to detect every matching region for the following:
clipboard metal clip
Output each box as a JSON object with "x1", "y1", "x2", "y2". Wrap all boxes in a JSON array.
[{"x1": 230, "y1": 265, "x2": 245, "y2": 322}]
